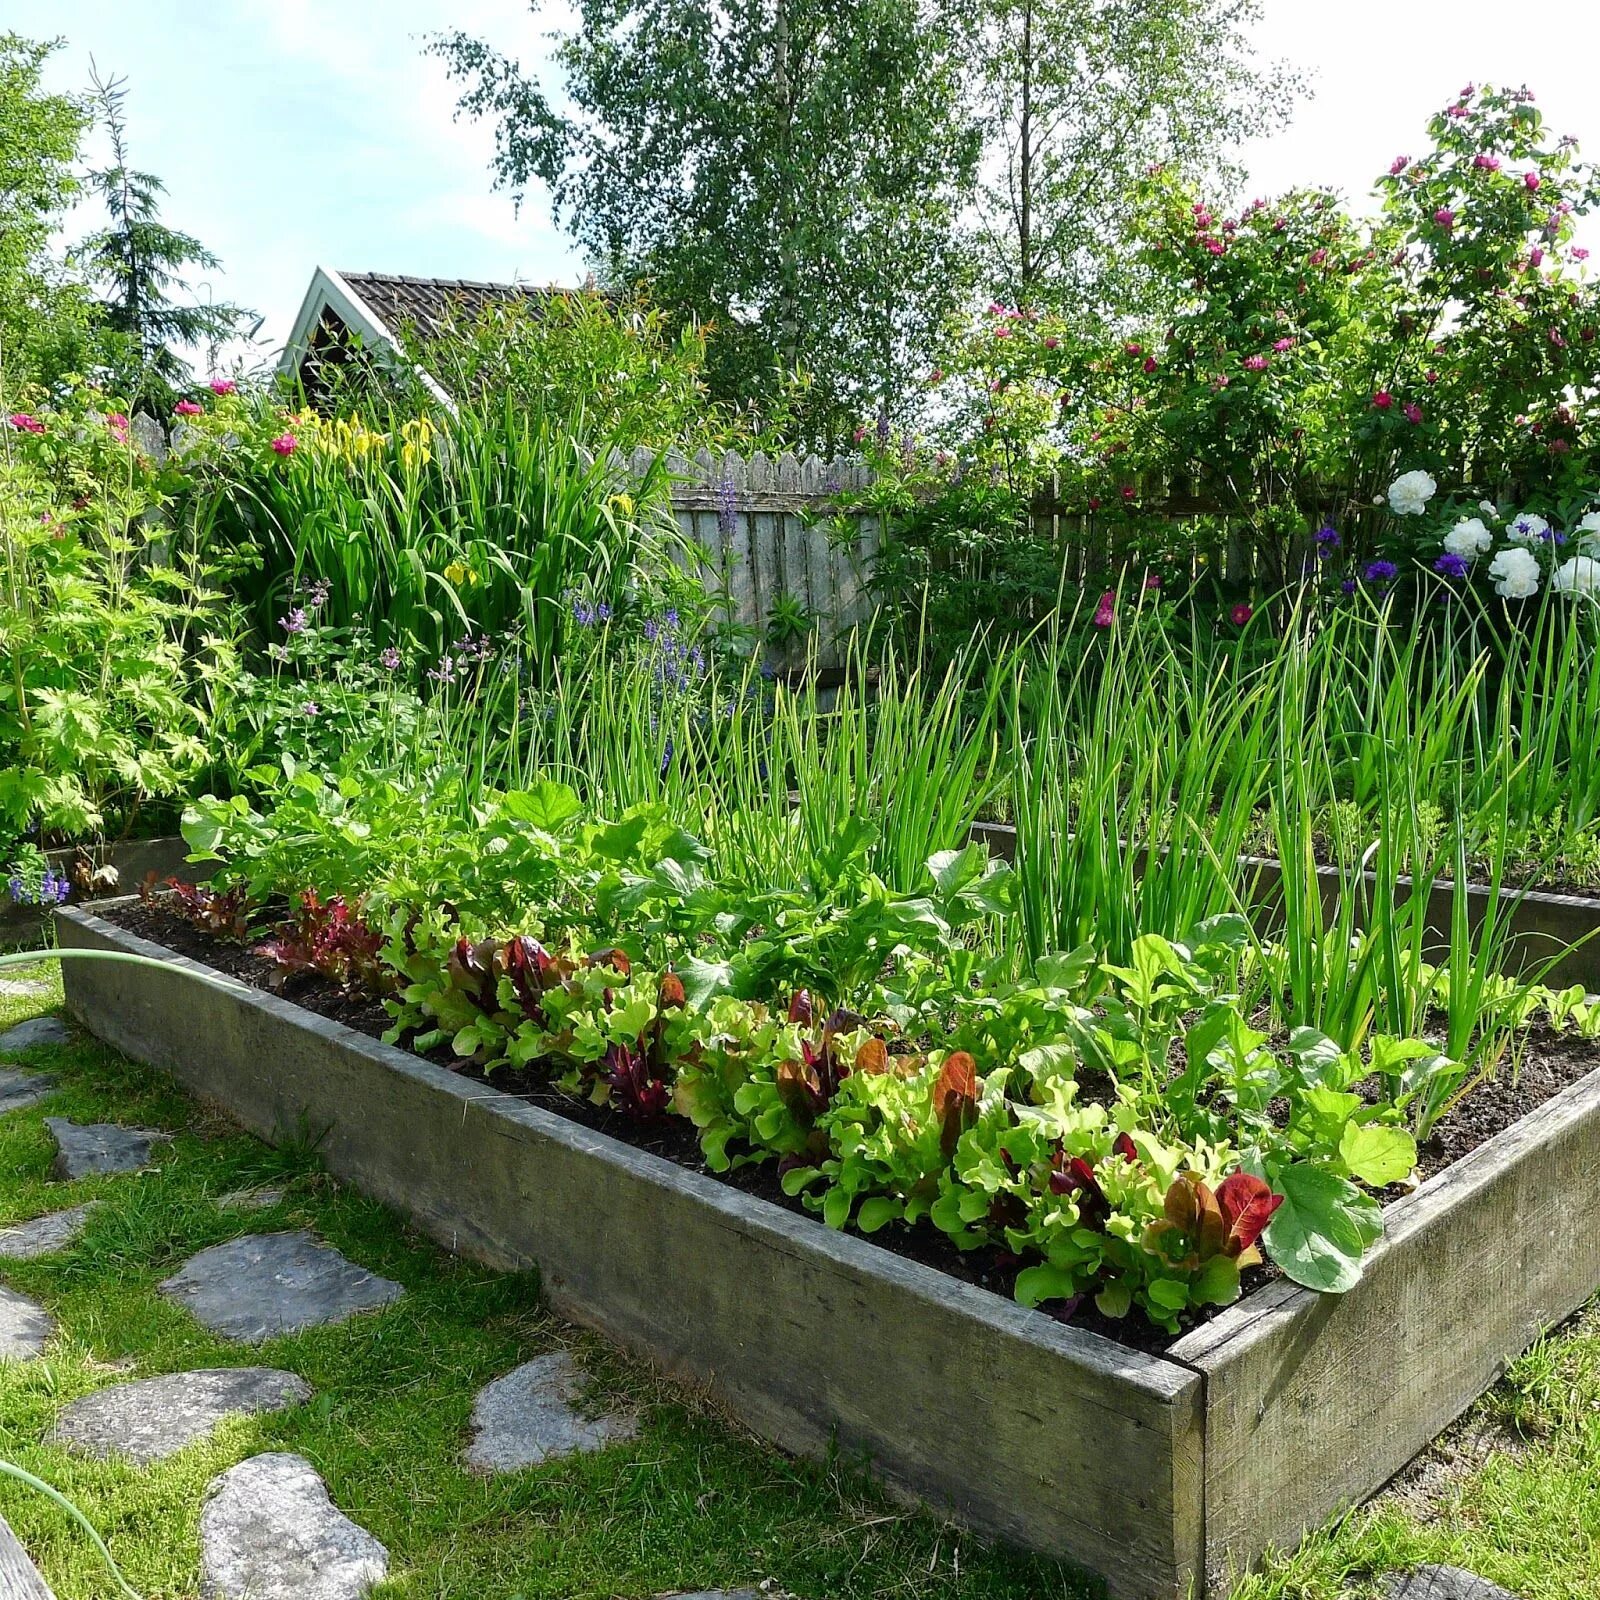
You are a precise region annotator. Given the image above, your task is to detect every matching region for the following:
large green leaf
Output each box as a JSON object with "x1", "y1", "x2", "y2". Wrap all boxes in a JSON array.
[{"x1": 1262, "y1": 1162, "x2": 1384, "y2": 1294}]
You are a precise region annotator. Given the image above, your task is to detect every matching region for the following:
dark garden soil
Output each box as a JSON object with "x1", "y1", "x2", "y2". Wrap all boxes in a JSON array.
[{"x1": 103, "y1": 897, "x2": 1600, "y2": 1358}]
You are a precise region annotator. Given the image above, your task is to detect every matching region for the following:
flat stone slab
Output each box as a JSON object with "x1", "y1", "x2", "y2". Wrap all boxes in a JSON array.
[
  {"x1": 49, "y1": 1367, "x2": 313, "y2": 1465},
  {"x1": 161, "y1": 1231, "x2": 404, "y2": 1343},
  {"x1": 200, "y1": 1452, "x2": 388, "y2": 1599},
  {"x1": 217, "y1": 1186, "x2": 286, "y2": 1212},
  {"x1": 0, "y1": 1068, "x2": 55, "y2": 1116},
  {"x1": 1385, "y1": 1567, "x2": 1523, "y2": 1600},
  {"x1": 0, "y1": 1284, "x2": 52, "y2": 1361},
  {"x1": 655, "y1": 1592, "x2": 763, "y2": 1599},
  {"x1": 46, "y1": 1118, "x2": 171, "y2": 1180},
  {"x1": 0, "y1": 977, "x2": 51, "y2": 997},
  {"x1": 0, "y1": 1514, "x2": 55, "y2": 1598},
  {"x1": 466, "y1": 1351, "x2": 638, "y2": 1473},
  {"x1": 0, "y1": 1017, "x2": 69, "y2": 1052},
  {"x1": 0, "y1": 1204, "x2": 96, "y2": 1260}
]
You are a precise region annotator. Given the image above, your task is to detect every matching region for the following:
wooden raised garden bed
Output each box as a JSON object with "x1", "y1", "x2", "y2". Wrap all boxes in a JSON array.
[{"x1": 56, "y1": 900, "x2": 1600, "y2": 1600}]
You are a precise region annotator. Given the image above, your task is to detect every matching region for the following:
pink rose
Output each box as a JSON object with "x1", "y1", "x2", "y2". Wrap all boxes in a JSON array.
[
  {"x1": 1142, "y1": 356, "x2": 1157, "y2": 373},
  {"x1": 1372, "y1": 390, "x2": 1394, "y2": 410},
  {"x1": 174, "y1": 399, "x2": 203, "y2": 417},
  {"x1": 1120, "y1": 485, "x2": 1136, "y2": 502},
  {"x1": 1242, "y1": 354, "x2": 1269, "y2": 372},
  {"x1": 271, "y1": 433, "x2": 298, "y2": 456},
  {"x1": 1528, "y1": 248, "x2": 1544, "y2": 269},
  {"x1": 1389, "y1": 156, "x2": 1409, "y2": 176},
  {"x1": 1433, "y1": 208, "x2": 1455, "y2": 229},
  {"x1": 1524, "y1": 172, "x2": 1541, "y2": 192},
  {"x1": 1403, "y1": 402, "x2": 1423, "y2": 424},
  {"x1": 1473, "y1": 154, "x2": 1500, "y2": 171},
  {"x1": 7, "y1": 412, "x2": 43, "y2": 434},
  {"x1": 1124, "y1": 342, "x2": 1142, "y2": 356},
  {"x1": 210, "y1": 378, "x2": 237, "y2": 395},
  {"x1": 1272, "y1": 338, "x2": 1295, "y2": 352}
]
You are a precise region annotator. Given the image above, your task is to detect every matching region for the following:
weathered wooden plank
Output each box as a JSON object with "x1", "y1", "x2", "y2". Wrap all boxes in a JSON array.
[
  {"x1": 1173, "y1": 1059, "x2": 1600, "y2": 1594},
  {"x1": 0, "y1": 1519, "x2": 54, "y2": 1600},
  {"x1": 60, "y1": 905, "x2": 1206, "y2": 1600}
]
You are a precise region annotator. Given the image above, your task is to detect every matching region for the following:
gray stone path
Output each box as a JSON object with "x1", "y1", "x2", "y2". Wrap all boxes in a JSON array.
[
  {"x1": 46, "y1": 1118, "x2": 171, "y2": 1180},
  {"x1": 0, "y1": 1068, "x2": 55, "y2": 1116},
  {"x1": 199, "y1": 1453, "x2": 388, "y2": 1600},
  {"x1": 465, "y1": 1350, "x2": 638, "y2": 1473},
  {"x1": 0, "y1": 1204, "x2": 96, "y2": 1260},
  {"x1": 0, "y1": 976, "x2": 51, "y2": 998},
  {"x1": 0, "y1": 1018, "x2": 69, "y2": 1052},
  {"x1": 50, "y1": 1368, "x2": 313, "y2": 1465},
  {"x1": 1385, "y1": 1567, "x2": 1523, "y2": 1600},
  {"x1": 657, "y1": 1591, "x2": 764, "y2": 1599},
  {"x1": 0, "y1": 1284, "x2": 52, "y2": 1361},
  {"x1": 0, "y1": 1514, "x2": 55, "y2": 1599},
  {"x1": 160, "y1": 1231, "x2": 404, "y2": 1343}
]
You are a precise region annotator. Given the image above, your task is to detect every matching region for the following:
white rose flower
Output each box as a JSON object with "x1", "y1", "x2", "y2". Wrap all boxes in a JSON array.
[
  {"x1": 1507, "y1": 511, "x2": 1550, "y2": 543},
  {"x1": 1443, "y1": 517, "x2": 1494, "y2": 559},
  {"x1": 1479, "y1": 500, "x2": 1500, "y2": 519},
  {"x1": 1578, "y1": 510, "x2": 1600, "y2": 558},
  {"x1": 1388, "y1": 470, "x2": 1438, "y2": 516},
  {"x1": 1551, "y1": 556, "x2": 1600, "y2": 596},
  {"x1": 1488, "y1": 546, "x2": 1542, "y2": 598}
]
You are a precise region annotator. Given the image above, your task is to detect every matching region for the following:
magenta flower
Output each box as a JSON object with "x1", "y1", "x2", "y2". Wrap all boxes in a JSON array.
[
  {"x1": 1524, "y1": 172, "x2": 1541, "y2": 192},
  {"x1": 1230, "y1": 602, "x2": 1253, "y2": 626},
  {"x1": 1528, "y1": 248, "x2": 1544, "y2": 269},
  {"x1": 210, "y1": 378, "x2": 237, "y2": 395},
  {"x1": 1124, "y1": 342, "x2": 1142, "y2": 356},
  {"x1": 1143, "y1": 573, "x2": 1162, "y2": 590},
  {"x1": 271, "y1": 433, "x2": 298, "y2": 456},
  {"x1": 105, "y1": 412, "x2": 130, "y2": 435},
  {"x1": 1573, "y1": 247, "x2": 1591, "y2": 261},
  {"x1": 1403, "y1": 402, "x2": 1423, "y2": 424},
  {"x1": 1242, "y1": 354, "x2": 1269, "y2": 372},
  {"x1": 1272, "y1": 338, "x2": 1296, "y2": 352},
  {"x1": 1203, "y1": 237, "x2": 1226, "y2": 256},
  {"x1": 1092, "y1": 590, "x2": 1116, "y2": 629},
  {"x1": 379, "y1": 647, "x2": 402, "y2": 671},
  {"x1": 300, "y1": 701, "x2": 321, "y2": 717},
  {"x1": 1372, "y1": 390, "x2": 1395, "y2": 410},
  {"x1": 1309, "y1": 247, "x2": 1329, "y2": 267},
  {"x1": 280, "y1": 608, "x2": 308, "y2": 634},
  {"x1": 1389, "y1": 156, "x2": 1410, "y2": 176},
  {"x1": 7, "y1": 413, "x2": 44, "y2": 434},
  {"x1": 1433, "y1": 208, "x2": 1455, "y2": 229},
  {"x1": 174, "y1": 399, "x2": 203, "y2": 417},
  {"x1": 1142, "y1": 355, "x2": 1157, "y2": 373},
  {"x1": 1120, "y1": 485, "x2": 1136, "y2": 502},
  {"x1": 1473, "y1": 153, "x2": 1501, "y2": 171},
  {"x1": 1042, "y1": 336, "x2": 1059, "y2": 350}
]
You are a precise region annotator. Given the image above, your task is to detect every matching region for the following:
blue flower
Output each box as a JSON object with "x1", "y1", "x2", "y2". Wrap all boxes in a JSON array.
[
  {"x1": 1363, "y1": 560, "x2": 1399, "y2": 583},
  {"x1": 1433, "y1": 552, "x2": 1469, "y2": 579}
]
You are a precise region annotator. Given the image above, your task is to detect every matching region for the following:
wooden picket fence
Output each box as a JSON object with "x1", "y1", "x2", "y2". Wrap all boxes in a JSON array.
[{"x1": 624, "y1": 447, "x2": 881, "y2": 668}]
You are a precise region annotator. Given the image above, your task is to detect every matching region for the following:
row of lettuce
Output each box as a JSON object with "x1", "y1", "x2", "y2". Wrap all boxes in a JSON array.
[{"x1": 166, "y1": 765, "x2": 1600, "y2": 1337}]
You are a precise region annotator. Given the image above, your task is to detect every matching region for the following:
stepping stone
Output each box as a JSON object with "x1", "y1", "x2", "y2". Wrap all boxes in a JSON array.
[
  {"x1": 160, "y1": 1231, "x2": 404, "y2": 1343},
  {"x1": 49, "y1": 1367, "x2": 312, "y2": 1465},
  {"x1": 0, "y1": 1203, "x2": 96, "y2": 1260},
  {"x1": 655, "y1": 1592, "x2": 763, "y2": 1600},
  {"x1": 0, "y1": 1513, "x2": 55, "y2": 1599},
  {"x1": 0, "y1": 1017, "x2": 69, "y2": 1052},
  {"x1": 0, "y1": 1284, "x2": 52, "y2": 1361},
  {"x1": 200, "y1": 1453, "x2": 388, "y2": 1600},
  {"x1": 465, "y1": 1351, "x2": 638, "y2": 1473},
  {"x1": 46, "y1": 1118, "x2": 170, "y2": 1180},
  {"x1": 0, "y1": 977, "x2": 51, "y2": 997},
  {"x1": 0, "y1": 1068, "x2": 55, "y2": 1116},
  {"x1": 217, "y1": 1186, "x2": 286, "y2": 1212},
  {"x1": 1384, "y1": 1568, "x2": 1523, "y2": 1600}
]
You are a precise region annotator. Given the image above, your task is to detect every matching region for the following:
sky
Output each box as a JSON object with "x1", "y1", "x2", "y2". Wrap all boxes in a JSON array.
[{"x1": 30, "y1": 0, "x2": 1600, "y2": 375}]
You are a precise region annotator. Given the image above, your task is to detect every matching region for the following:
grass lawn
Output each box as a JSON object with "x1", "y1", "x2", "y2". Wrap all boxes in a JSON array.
[{"x1": 2, "y1": 970, "x2": 1598, "y2": 1599}]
